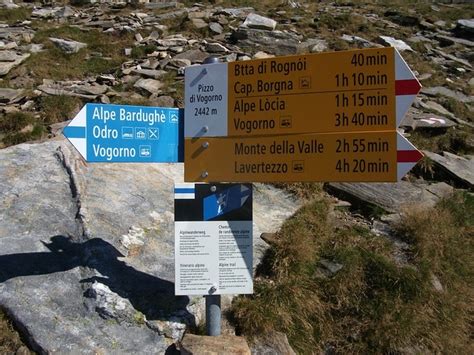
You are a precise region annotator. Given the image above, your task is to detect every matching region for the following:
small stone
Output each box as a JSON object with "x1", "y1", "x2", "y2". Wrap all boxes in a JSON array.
[
  {"x1": 431, "y1": 274, "x2": 444, "y2": 292},
  {"x1": 49, "y1": 37, "x2": 87, "y2": 54},
  {"x1": 209, "y1": 22, "x2": 223, "y2": 34},
  {"x1": 191, "y1": 18, "x2": 208, "y2": 29},
  {"x1": 253, "y1": 51, "x2": 274, "y2": 59},
  {"x1": 379, "y1": 36, "x2": 413, "y2": 51},
  {"x1": 242, "y1": 13, "x2": 277, "y2": 31},
  {"x1": 205, "y1": 42, "x2": 228, "y2": 53},
  {"x1": 133, "y1": 78, "x2": 164, "y2": 95},
  {"x1": 180, "y1": 334, "x2": 251, "y2": 355}
]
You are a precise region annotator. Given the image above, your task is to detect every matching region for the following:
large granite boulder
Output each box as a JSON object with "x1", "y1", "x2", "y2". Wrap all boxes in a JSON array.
[{"x1": 0, "y1": 139, "x2": 301, "y2": 353}]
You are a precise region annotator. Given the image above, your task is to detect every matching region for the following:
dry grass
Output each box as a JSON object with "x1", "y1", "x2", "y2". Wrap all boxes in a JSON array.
[
  {"x1": 0, "y1": 309, "x2": 30, "y2": 354},
  {"x1": 15, "y1": 25, "x2": 135, "y2": 84},
  {"x1": 39, "y1": 95, "x2": 83, "y2": 125},
  {"x1": 231, "y1": 191, "x2": 474, "y2": 353}
]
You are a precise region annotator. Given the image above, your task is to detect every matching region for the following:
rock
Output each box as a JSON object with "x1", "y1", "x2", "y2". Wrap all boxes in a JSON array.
[
  {"x1": 453, "y1": 19, "x2": 474, "y2": 39},
  {"x1": 319, "y1": 258, "x2": 343, "y2": 275},
  {"x1": 209, "y1": 22, "x2": 224, "y2": 34},
  {"x1": 219, "y1": 7, "x2": 255, "y2": 18},
  {"x1": 157, "y1": 35, "x2": 188, "y2": 48},
  {"x1": 174, "y1": 49, "x2": 210, "y2": 64},
  {"x1": 205, "y1": 42, "x2": 228, "y2": 53},
  {"x1": 32, "y1": 8, "x2": 58, "y2": 18},
  {"x1": 242, "y1": 13, "x2": 277, "y2": 31},
  {"x1": 421, "y1": 86, "x2": 474, "y2": 104},
  {"x1": 423, "y1": 151, "x2": 474, "y2": 189},
  {"x1": 434, "y1": 34, "x2": 474, "y2": 48},
  {"x1": 167, "y1": 58, "x2": 191, "y2": 69},
  {"x1": 180, "y1": 334, "x2": 251, "y2": 355},
  {"x1": 230, "y1": 27, "x2": 303, "y2": 56},
  {"x1": 49, "y1": 37, "x2": 87, "y2": 54},
  {"x1": 132, "y1": 68, "x2": 168, "y2": 79},
  {"x1": 384, "y1": 10, "x2": 420, "y2": 27},
  {"x1": 72, "y1": 83, "x2": 108, "y2": 96},
  {"x1": 431, "y1": 48, "x2": 472, "y2": 68},
  {"x1": 0, "y1": 88, "x2": 25, "y2": 104},
  {"x1": 0, "y1": 52, "x2": 30, "y2": 76},
  {"x1": 57, "y1": 6, "x2": 76, "y2": 18},
  {"x1": 0, "y1": 0, "x2": 19, "y2": 9},
  {"x1": 400, "y1": 109, "x2": 456, "y2": 131},
  {"x1": 191, "y1": 18, "x2": 208, "y2": 29},
  {"x1": 133, "y1": 78, "x2": 164, "y2": 95},
  {"x1": 341, "y1": 34, "x2": 376, "y2": 48},
  {"x1": 85, "y1": 281, "x2": 139, "y2": 324},
  {"x1": 253, "y1": 51, "x2": 274, "y2": 59},
  {"x1": 298, "y1": 38, "x2": 328, "y2": 53},
  {"x1": 417, "y1": 100, "x2": 456, "y2": 118},
  {"x1": 379, "y1": 36, "x2": 413, "y2": 51},
  {"x1": 327, "y1": 181, "x2": 453, "y2": 214},
  {"x1": 120, "y1": 226, "x2": 145, "y2": 257},
  {"x1": 431, "y1": 274, "x2": 444, "y2": 292},
  {"x1": 0, "y1": 141, "x2": 299, "y2": 353},
  {"x1": 250, "y1": 331, "x2": 296, "y2": 355},
  {"x1": 148, "y1": 95, "x2": 174, "y2": 108}
]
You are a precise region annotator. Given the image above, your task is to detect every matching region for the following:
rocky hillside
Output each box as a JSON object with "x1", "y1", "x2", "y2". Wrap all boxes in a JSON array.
[{"x1": 0, "y1": 0, "x2": 473, "y2": 354}]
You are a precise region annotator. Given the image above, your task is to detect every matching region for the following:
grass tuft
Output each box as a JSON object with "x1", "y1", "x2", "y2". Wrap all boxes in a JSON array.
[{"x1": 231, "y1": 191, "x2": 474, "y2": 353}]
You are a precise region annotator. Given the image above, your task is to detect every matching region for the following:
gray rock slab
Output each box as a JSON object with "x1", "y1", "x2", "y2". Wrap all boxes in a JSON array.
[
  {"x1": 453, "y1": 19, "x2": 474, "y2": 39},
  {"x1": 132, "y1": 68, "x2": 168, "y2": 79},
  {"x1": 327, "y1": 181, "x2": 453, "y2": 213},
  {"x1": 173, "y1": 49, "x2": 210, "y2": 64},
  {"x1": 205, "y1": 42, "x2": 228, "y2": 53},
  {"x1": 0, "y1": 50, "x2": 23, "y2": 62},
  {"x1": 424, "y1": 151, "x2": 474, "y2": 188},
  {"x1": 49, "y1": 37, "x2": 87, "y2": 54},
  {"x1": 231, "y1": 27, "x2": 303, "y2": 56},
  {"x1": 379, "y1": 36, "x2": 413, "y2": 51},
  {"x1": 0, "y1": 52, "x2": 30, "y2": 76},
  {"x1": 0, "y1": 0, "x2": 19, "y2": 9},
  {"x1": 0, "y1": 87, "x2": 25, "y2": 103},
  {"x1": 219, "y1": 7, "x2": 255, "y2": 18},
  {"x1": 400, "y1": 109, "x2": 456, "y2": 131},
  {"x1": 242, "y1": 13, "x2": 277, "y2": 31},
  {"x1": 209, "y1": 22, "x2": 224, "y2": 34},
  {"x1": 0, "y1": 140, "x2": 300, "y2": 353},
  {"x1": 435, "y1": 34, "x2": 474, "y2": 48},
  {"x1": 72, "y1": 83, "x2": 108, "y2": 96},
  {"x1": 341, "y1": 34, "x2": 374, "y2": 47},
  {"x1": 421, "y1": 86, "x2": 474, "y2": 104},
  {"x1": 191, "y1": 18, "x2": 208, "y2": 29},
  {"x1": 133, "y1": 78, "x2": 164, "y2": 95}
]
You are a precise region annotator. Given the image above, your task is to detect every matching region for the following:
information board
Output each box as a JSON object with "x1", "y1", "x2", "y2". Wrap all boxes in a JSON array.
[{"x1": 174, "y1": 183, "x2": 253, "y2": 295}]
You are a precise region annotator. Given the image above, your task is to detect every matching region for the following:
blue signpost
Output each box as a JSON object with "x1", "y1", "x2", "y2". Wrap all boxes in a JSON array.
[{"x1": 63, "y1": 103, "x2": 183, "y2": 162}]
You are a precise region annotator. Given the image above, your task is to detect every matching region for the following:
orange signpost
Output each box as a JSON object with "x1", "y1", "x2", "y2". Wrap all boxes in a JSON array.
[
  {"x1": 184, "y1": 131, "x2": 422, "y2": 183},
  {"x1": 184, "y1": 47, "x2": 423, "y2": 183},
  {"x1": 227, "y1": 47, "x2": 396, "y2": 135}
]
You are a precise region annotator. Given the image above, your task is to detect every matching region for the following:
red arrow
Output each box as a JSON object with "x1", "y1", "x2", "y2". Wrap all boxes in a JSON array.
[
  {"x1": 395, "y1": 49, "x2": 422, "y2": 127},
  {"x1": 397, "y1": 132, "x2": 423, "y2": 180}
]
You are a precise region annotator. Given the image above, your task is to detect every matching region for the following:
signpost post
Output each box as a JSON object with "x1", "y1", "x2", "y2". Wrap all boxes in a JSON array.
[{"x1": 63, "y1": 103, "x2": 183, "y2": 163}]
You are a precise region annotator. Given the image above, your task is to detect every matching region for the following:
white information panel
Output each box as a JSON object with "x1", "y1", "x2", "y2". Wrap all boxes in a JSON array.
[
  {"x1": 184, "y1": 63, "x2": 228, "y2": 138},
  {"x1": 174, "y1": 183, "x2": 253, "y2": 296}
]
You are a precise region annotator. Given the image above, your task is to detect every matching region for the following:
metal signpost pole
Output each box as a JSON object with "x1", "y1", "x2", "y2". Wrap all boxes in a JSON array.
[
  {"x1": 202, "y1": 57, "x2": 222, "y2": 336},
  {"x1": 205, "y1": 293, "x2": 221, "y2": 336}
]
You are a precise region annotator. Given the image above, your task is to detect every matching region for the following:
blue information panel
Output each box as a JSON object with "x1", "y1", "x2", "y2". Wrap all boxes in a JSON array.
[{"x1": 63, "y1": 103, "x2": 183, "y2": 163}]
